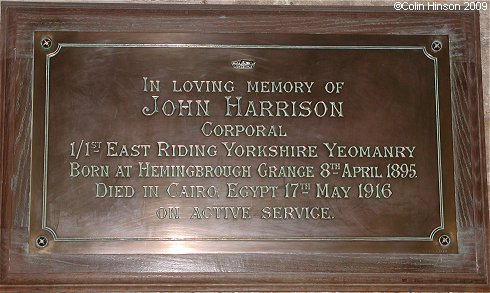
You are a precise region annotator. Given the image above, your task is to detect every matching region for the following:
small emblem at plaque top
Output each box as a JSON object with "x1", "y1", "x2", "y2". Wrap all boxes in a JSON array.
[
  {"x1": 438, "y1": 234, "x2": 451, "y2": 247},
  {"x1": 431, "y1": 40, "x2": 442, "y2": 52},
  {"x1": 35, "y1": 236, "x2": 48, "y2": 248},
  {"x1": 232, "y1": 59, "x2": 255, "y2": 69}
]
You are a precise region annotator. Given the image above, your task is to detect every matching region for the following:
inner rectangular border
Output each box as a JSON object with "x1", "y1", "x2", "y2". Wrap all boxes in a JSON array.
[{"x1": 39, "y1": 42, "x2": 445, "y2": 243}]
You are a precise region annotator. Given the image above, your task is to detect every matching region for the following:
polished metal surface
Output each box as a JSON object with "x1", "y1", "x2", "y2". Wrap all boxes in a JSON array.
[{"x1": 30, "y1": 33, "x2": 456, "y2": 254}]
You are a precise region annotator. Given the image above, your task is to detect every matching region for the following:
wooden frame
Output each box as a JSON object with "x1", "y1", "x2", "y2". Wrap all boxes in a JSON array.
[{"x1": 0, "y1": 2, "x2": 488, "y2": 291}]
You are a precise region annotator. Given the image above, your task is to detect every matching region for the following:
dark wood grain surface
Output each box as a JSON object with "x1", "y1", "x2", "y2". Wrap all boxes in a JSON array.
[{"x1": 0, "y1": 2, "x2": 488, "y2": 291}]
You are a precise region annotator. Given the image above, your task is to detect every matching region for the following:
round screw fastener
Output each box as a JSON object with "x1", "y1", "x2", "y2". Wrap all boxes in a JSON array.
[
  {"x1": 40, "y1": 38, "x2": 52, "y2": 50},
  {"x1": 431, "y1": 40, "x2": 442, "y2": 52},
  {"x1": 35, "y1": 236, "x2": 48, "y2": 248},
  {"x1": 438, "y1": 234, "x2": 451, "y2": 247}
]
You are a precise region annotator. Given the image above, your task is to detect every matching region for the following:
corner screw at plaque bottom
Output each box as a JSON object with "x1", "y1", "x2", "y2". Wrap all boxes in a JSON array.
[
  {"x1": 35, "y1": 236, "x2": 48, "y2": 248},
  {"x1": 438, "y1": 234, "x2": 451, "y2": 247}
]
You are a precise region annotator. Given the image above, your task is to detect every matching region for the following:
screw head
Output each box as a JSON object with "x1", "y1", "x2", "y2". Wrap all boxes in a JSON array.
[
  {"x1": 40, "y1": 38, "x2": 52, "y2": 50},
  {"x1": 438, "y1": 234, "x2": 451, "y2": 247},
  {"x1": 431, "y1": 40, "x2": 442, "y2": 52},
  {"x1": 35, "y1": 236, "x2": 48, "y2": 248}
]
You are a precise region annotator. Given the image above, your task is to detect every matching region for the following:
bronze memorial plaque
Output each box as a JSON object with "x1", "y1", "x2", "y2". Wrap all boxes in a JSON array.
[
  {"x1": 30, "y1": 32, "x2": 457, "y2": 254},
  {"x1": 1, "y1": 3, "x2": 488, "y2": 291}
]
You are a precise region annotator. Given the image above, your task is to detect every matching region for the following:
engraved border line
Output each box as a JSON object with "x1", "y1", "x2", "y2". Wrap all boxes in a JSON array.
[{"x1": 42, "y1": 43, "x2": 443, "y2": 242}]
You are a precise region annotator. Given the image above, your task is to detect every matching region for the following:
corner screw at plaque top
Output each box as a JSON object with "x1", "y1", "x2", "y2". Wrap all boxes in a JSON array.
[
  {"x1": 35, "y1": 236, "x2": 48, "y2": 248},
  {"x1": 438, "y1": 234, "x2": 451, "y2": 247},
  {"x1": 40, "y1": 37, "x2": 52, "y2": 50},
  {"x1": 431, "y1": 40, "x2": 442, "y2": 53}
]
